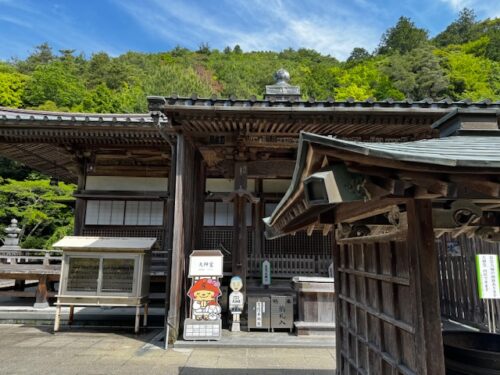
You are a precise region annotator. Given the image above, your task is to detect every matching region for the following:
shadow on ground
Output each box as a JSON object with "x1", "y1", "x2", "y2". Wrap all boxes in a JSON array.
[{"x1": 180, "y1": 369, "x2": 333, "y2": 374}]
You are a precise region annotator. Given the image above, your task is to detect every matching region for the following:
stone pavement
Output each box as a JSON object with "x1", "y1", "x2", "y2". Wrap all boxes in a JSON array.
[{"x1": 0, "y1": 324, "x2": 336, "y2": 375}]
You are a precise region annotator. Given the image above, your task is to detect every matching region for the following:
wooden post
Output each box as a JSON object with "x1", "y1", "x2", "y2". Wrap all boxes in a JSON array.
[
  {"x1": 34, "y1": 275, "x2": 49, "y2": 308},
  {"x1": 407, "y1": 199, "x2": 445, "y2": 375},
  {"x1": 135, "y1": 305, "x2": 140, "y2": 334},
  {"x1": 69, "y1": 305, "x2": 74, "y2": 325},
  {"x1": 73, "y1": 165, "x2": 86, "y2": 235},
  {"x1": 233, "y1": 162, "x2": 248, "y2": 295},
  {"x1": 166, "y1": 134, "x2": 197, "y2": 343},
  {"x1": 254, "y1": 179, "x2": 263, "y2": 258},
  {"x1": 54, "y1": 305, "x2": 61, "y2": 332},
  {"x1": 164, "y1": 137, "x2": 176, "y2": 348},
  {"x1": 144, "y1": 303, "x2": 149, "y2": 327}
]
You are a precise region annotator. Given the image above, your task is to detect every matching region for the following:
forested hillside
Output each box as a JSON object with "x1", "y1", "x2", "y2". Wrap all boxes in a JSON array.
[
  {"x1": 1, "y1": 9, "x2": 499, "y2": 114},
  {"x1": 0, "y1": 9, "x2": 498, "y2": 248}
]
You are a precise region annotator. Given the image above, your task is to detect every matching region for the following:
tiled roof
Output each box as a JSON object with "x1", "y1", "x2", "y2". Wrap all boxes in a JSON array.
[
  {"x1": 149, "y1": 95, "x2": 500, "y2": 112},
  {"x1": 0, "y1": 107, "x2": 156, "y2": 125}
]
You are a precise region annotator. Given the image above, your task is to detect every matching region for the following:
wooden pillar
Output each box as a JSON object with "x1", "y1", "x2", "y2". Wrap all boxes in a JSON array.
[
  {"x1": 191, "y1": 159, "x2": 206, "y2": 250},
  {"x1": 73, "y1": 165, "x2": 86, "y2": 235},
  {"x1": 254, "y1": 179, "x2": 263, "y2": 258},
  {"x1": 166, "y1": 134, "x2": 196, "y2": 343},
  {"x1": 406, "y1": 199, "x2": 445, "y2": 375},
  {"x1": 233, "y1": 162, "x2": 248, "y2": 294},
  {"x1": 164, "y1": 138, "x2": 177, "y2": 347}
]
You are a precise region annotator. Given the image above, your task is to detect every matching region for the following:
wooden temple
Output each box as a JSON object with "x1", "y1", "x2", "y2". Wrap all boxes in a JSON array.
[{"x1": 0, "y1": 70, "x2": 499, "y2": 355}]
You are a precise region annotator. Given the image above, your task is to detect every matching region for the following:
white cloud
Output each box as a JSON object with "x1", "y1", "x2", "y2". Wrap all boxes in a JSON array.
[
  {"x1": 439, "y1": 0, "x2": 500, "y2": 17},
  {"x1": 114, "y1": 0, "x2": 381, "y2": 60}
]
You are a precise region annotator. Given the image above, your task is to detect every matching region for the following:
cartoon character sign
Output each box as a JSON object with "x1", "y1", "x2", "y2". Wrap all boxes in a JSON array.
[{"x1": 187, "y1": 278, "x2": 222, "y2": 321}]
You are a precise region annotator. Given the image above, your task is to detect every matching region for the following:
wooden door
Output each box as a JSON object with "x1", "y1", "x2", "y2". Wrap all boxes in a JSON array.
[{"x1": 334, "y1": 200, "x2": 445, "y2": 374}]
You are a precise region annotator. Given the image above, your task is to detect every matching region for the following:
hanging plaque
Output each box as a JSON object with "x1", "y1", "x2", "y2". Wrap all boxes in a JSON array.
[{"x1": 262, "y1": 260, "x2": 271, "y2": 286}]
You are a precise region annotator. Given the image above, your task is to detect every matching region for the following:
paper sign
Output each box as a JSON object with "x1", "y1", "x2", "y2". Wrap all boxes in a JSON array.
[
  {"x1": 476, "y1": 254, "x2": 500, "y2": 299},
  {"x1": 262, "y1": 260, "x2": 271, "y2": 286}
]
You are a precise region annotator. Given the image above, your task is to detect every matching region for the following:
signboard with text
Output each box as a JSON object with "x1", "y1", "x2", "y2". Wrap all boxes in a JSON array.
[
  {"x1": 188, "y1": 250, "x2": 223, "y2": 277},
  {"x1": 476, "y1": 254, "x2": 500, "y2": 299}
]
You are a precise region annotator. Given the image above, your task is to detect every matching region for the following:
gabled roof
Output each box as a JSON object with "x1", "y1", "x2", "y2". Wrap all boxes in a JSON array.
[{"x1": 264, "y1": 110, "x2": 500, "y2": 239}]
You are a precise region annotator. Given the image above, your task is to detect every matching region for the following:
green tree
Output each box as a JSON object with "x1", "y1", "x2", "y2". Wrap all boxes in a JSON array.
[
  {"x1": 378, "y1": 16, "x2": 429, "y2": 54},
  {"x1": 15, "y1": 43, "x2": 55, "y2": 74},
  {"x1": 383, "y1": 46, "x2": 449, "y2": 99},
  {"x1": 434, "y1": 8, "x2": 477, "y2": 46},
  {"x1": 334, "y1": 60, "x2": 404, "y2": 100},
  {"x1": 0, "y1": 178, "x2": 74, "y2": 249},
  {"x1": 438, "y1": 49, "x2": 499, "y2": 100},
  {"x1": 0, "y1": 70, "x2": 28, "y2": 107},
  {"x1": 346, "y1": 48, "x2": 371, "y2": 66},
  {"x1": 22, "y1": 61, "x2": 85, "y2": 109}
]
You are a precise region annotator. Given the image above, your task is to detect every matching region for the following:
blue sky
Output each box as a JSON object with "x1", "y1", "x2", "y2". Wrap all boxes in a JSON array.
[{"x1": 1, "y1": 0, "x2": 499, "y2": 61}]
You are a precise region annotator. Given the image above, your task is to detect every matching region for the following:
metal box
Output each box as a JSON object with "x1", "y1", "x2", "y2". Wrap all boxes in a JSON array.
[
  {"x1": 247, "y1": 296, "x2": 271, "y2": 331},
  {"x1": 271, "y1": 295, "x2": 294, "y2": 332}
]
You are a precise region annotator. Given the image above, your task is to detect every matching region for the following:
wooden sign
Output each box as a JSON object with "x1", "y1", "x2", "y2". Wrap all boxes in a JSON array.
[
  {"x1": 476, "y1": 254, "x2": 500, "y2": 299},
  {"x1": 262, "y1": 260, "x2": 271, "y2": 286},
  {"x1": 188, "y1": 250, "x2": 223, "y2": 277}
]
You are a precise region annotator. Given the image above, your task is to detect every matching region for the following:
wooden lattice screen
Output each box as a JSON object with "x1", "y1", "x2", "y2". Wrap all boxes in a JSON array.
[
  {"x1": 336, "y1": 240, "x2": 418, "y2": 373},
  {"x1": 334, "y1": 201, "x2": 445, "y2": 374},
  {"x1": 437, "y1": 234, "x2": 500, "y2": 332}
]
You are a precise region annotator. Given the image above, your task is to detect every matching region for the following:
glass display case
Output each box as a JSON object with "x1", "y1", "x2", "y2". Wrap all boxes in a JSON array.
[{"x1": 53, "y1": 236, "x2": 156, "y2": 333}]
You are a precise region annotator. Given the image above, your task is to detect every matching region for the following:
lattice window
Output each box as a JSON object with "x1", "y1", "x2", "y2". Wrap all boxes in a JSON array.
[
  {"x1": 263, "y1": 231, "x2": 333, "y2": 256},
  {"x1": 85, "y1": 200, "x2": 164, "y2": 226},
  {"x1": 82, "y1": 226, "x2": 164, "y2": 250}
]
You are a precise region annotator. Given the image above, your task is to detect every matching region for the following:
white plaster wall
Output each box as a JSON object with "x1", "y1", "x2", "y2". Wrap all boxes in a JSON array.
[
  {"x1": 263, "y1": 179, "x2": 291, "y2": 193},
  {"x1": 85, "y1": 176, "x2": 168, "y2": 191},
  {"x1": 205, "y1": 178, "x2": 255, "y2": 193}
]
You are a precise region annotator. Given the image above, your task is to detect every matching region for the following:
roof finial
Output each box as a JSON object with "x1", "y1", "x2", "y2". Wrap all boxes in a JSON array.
[
  {"x1": 274, "y1": 68, "x2": 290, "y2": 84},
  {"x1": 265, "y1": 68, "x2": 300, "y2": 101}
]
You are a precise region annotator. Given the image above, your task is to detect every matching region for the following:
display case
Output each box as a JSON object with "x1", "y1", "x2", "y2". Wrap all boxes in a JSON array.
[{"x1": 52, "y1": 236, "x2": 156, "y2": 333}]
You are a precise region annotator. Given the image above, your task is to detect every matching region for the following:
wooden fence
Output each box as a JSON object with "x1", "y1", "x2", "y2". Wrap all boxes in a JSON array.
[
  {"x1": 437, "y1": 234, "x2": 500, "y2": 332},
  {"x1": 248, "y1": 254, "x2": 333, "y2": 278}
]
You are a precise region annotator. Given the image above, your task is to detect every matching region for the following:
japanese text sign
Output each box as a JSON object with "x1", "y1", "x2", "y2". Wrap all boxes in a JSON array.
[{"x1": 476, "y1": 254, "x2": 500, "y2": 299}]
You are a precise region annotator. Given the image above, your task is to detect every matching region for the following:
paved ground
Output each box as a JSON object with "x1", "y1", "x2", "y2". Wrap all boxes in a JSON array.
[{"x1": 0, "y1": 324, "x2": 336, "y2": 375}]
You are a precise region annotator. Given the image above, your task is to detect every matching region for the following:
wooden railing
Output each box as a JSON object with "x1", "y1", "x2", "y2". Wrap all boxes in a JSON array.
[
  {"x1": 0, "y1": 248, "x2": 63, "y2": 265},
  {"x1": 437, "y1": 234, "x2": 500, "y2": 332},
  {"x1": 248, "y1": 254, "x2": 333, "y2": 278}
]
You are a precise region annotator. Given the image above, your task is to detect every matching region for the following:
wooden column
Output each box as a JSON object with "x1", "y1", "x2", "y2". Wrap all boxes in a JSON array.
[
  {"x1": 164, "y1": 138, "x2": 176, "y2": 347},
  {"x1": 73, "y1": 162, "x2": 87, "y2": 235},
  {"x1": 191, "y1": 158, "x2": 206, "y2": 250},
  {"x1": 407, "y1": 199, "x2": 445, "y2": 375},
  {"x1": 233, "y1": 162, "x2": 248, "y2": 294},
  {"x1": 166, "y1": 134, "x2": 197, "y2": 343},
  {"x1": 254, "y1": 179, "x2": 263, "y2": 258}
]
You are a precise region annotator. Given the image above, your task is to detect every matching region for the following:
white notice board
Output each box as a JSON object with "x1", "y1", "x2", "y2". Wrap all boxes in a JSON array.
[{"x1": 476, "y1": 254, "x2": 500, "y2": 299}]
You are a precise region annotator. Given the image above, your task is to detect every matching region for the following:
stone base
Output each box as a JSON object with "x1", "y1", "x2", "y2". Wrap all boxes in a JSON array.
[
  {"x1": 231, "y1": 322, "x2": 241, "y2": 332},
  {"x1": 33, "y1": 302, "x2": 50, "y2": 309},
  {"x1": 294, "y1": 321, "x2": 335, "y2": 336}
]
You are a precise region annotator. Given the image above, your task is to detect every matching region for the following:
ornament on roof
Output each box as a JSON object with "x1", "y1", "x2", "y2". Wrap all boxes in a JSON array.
[{"x1": 265, "y1": 68, "x2": 301, "y2": 101}]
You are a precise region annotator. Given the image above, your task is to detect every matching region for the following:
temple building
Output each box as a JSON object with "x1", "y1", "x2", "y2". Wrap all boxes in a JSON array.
[{"x1": 0, "y1": 71, "x2": 499, "y2": 371}]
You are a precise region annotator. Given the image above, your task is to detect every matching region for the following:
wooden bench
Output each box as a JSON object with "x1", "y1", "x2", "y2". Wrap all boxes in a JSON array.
[{"x1": 0, "y1": 249, "x2": 62, "y2": 308}]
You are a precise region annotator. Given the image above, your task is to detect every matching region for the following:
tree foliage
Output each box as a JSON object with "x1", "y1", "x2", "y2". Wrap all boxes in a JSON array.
[
  {"x1": 0, "y1": 178, "x2": 74, "y2": 249},
  {"x1": 0, "y1": 11, "x2": 497, "y2": 113},
  {"x1": 378, "y1": 17, "x2": 429, "y2": 54}
]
